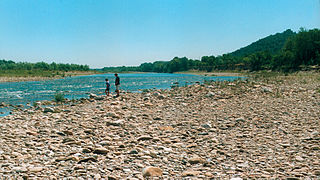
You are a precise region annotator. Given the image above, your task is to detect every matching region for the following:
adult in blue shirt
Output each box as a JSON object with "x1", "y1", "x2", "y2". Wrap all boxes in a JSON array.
[{"x1": 115, "y1": 73, "x2": 120, "y2": 97}]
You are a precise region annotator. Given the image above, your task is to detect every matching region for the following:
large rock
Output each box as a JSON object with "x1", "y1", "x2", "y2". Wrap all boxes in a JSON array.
[
  {"x1": 28, "y1": 167, "x2": 44, "y2": 172},
  {"x1": 206, "y1": 92, "x2": 215, "y2": 97},
  {"x1": 94, "y1": 96, "x2": 104, "y2": 100},
  {"x1": 188, "y1": 156, "x2": 205, "y2": 164},
  {"x1": 142, "y1": 166, "x2": 163, "y2": 177},
  {"x1": 137, "y1": 136, "x2": 153, "y2": 141},
  {"x1": 106, "y1": 120, "x2": 124, "y2": 126},
  {"x1": 43, "y1": 107, "x2": 54, "y2": 113},
  {"x1": 89, "y1": 93, "x2": 98, "y2": 98},
  {"x1": 93, "y1": 148, "x2": 109, "y2": 154},
  {"x1": 12, "y1": 167, "x2": 28, "y2": 173}
]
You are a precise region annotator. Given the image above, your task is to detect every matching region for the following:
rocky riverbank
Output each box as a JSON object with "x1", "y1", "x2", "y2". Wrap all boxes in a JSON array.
[{"x1": 0, "y1": 72, "x2": 319, "y2": 179}]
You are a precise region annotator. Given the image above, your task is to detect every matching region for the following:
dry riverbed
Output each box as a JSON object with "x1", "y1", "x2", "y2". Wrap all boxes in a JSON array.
[{"x1": 0, "y1": 72, "x2": 319, "y2": 179}]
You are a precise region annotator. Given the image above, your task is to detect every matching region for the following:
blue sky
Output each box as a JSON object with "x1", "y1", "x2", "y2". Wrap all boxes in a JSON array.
[{"x1": 0, "y1": 0, "x2": 319, "y2": 68}]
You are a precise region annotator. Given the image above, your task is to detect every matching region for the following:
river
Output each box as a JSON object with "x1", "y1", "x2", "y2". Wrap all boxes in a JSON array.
[{"x1": 0, "y1": 73, "x2": 243, "y2": 116}]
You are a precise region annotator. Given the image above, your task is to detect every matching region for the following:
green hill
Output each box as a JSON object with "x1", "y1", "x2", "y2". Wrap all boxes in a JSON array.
[{"x1": 230, "y1": 29, "x2": 296, "y2": 57}]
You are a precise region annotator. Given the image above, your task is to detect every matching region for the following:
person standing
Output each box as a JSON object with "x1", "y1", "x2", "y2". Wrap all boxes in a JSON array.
[
  {"x1": 105, "y1": 78, "x2": 110, "y2": 96},
  {"x1": 115, "y1": 73, "x2": 120, "y2": 97}
]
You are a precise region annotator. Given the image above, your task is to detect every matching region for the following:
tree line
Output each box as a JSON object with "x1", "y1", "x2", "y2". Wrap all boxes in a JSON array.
[
  {"x1": 102, "y1": 28, "x2": 320, "y2": 73},
  {"x1": 0, "y1": 60, "x2": 90, "y2": 71}
]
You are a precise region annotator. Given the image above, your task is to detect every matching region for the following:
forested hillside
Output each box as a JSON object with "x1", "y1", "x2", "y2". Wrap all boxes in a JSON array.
[
  {"x1": 231, "y1": 29, "x2": 296, "y2": 57},
  {"x1": 103, "y1": 28, "x2": 320, "y2": 73}
]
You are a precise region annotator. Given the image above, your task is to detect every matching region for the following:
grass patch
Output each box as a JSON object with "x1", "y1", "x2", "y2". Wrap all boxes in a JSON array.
[
  {"x1": 54, "y1": 92, "x2": 65, "y2": 103},
  {"x1": 249, "y1": 71, "x2": 284, "y2": 80}
]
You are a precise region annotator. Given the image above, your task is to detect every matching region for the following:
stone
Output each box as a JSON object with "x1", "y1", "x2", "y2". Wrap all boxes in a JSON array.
[
  {"x1": 29, "y1": 167, "x2": 44, "y2": 172},
  {"x1": 78, "y1": 157, "x2": 97, "y2": 163},
  {"x1": 206, "y1": 92, "x2": 215, "y2": 97},
  {"x1": 107, "y1": 176, "x2": 118, "y2": 180},
  {"x1": 158, "y1": 94, "x2": 166, "y2": 99},
  {"x1": 286, "y1": 178, "x2": 299, "y2": 180},
  {"x1": 12, "y1": 167, "x2": 28, "y2": 173},
  {"x1": 89, "y1": 93, "x2": 98, "y2": 98},
  {"x1": 182, "y1": 170, "x2": 201, "y2": 177},
  {"x1": 43, "y1": 107, "x2": 54, "y2": 113},
  {"x1": 26, "y1": 130, "x2": 38, "y2": 136},
  {"x1": 144, "y1": 102, "x2": 153, "y2": 106},
  {"x1": 94, "y1": 174, "x2": 102, "y2": 179},
  {"x1": 201, "y1": 123, "x2": 211, "y2": 129},
  {"x1": 106, "y1": 120, "x2": 124, "y2": 126},
  {"x1": 230, "y1": 178, "x2": 243, "y2": 180},
  {"x1": 314, "y1": 170, "x2": 320, "y2": 176},
  {"x1": 129, "y1": 149, "x2": 139, "y2": 154},
  {"x1": 82, "y1": 148, "x2": 92, "y2": 153},
  {"x1": 137, "y1": 136, "x2": 153, "y2": 141},
  {"x1": 142, "y1": 166, "x2": 163, "y2": 177},
  {"x1": 311, "y1": 145, "x2": 320, "y2": 150},
  {"x1": 262, "y1": 87, "x2": 273, "y2": 93},
  {"x1": 153, "y1": 117, "x2": 162, "y2": 120},
  {"x1": 295, "y1": 156, "x2": 304, "y2": 162},
  {"x1": 94, "y1": 96, "x2": 104, "y2": 100},
  {"x1": 188, "y1": 157, "x2": 205, "y2": 164},
  {"x1": 74, "y1": 164, "x2": 85, "y2": 170},
  {"x1": 93, "y1": 148, "x2": 109, "y2": 154}
]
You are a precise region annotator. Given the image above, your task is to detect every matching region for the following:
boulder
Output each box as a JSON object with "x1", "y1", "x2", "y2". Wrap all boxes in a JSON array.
[
  {"x1": 93, "y1": 148, "x2": 109, "y2": 154},
  {"x1": 43, "y1": 107, "x2": 54, "y2": 113},
  {"x1": 142, "y1": 166, "x2": 163, "y2": 177}
]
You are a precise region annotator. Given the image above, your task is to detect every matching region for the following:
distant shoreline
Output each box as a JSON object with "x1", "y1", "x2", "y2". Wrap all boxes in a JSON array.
[
  {"x1": 174, "y1": 70, "x2": 245, "y2": 77},
  {"x1": 0, "y1": 70, "x2": 245, "y2": 83},
  {"x1": 0, "y1": 71, "x2": 99, "y2": 83}
]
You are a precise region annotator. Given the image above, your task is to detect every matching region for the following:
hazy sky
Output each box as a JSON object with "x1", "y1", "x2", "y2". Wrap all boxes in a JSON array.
[{"x1": 0, "y1": 0, "x2": 319, "y2": 68}]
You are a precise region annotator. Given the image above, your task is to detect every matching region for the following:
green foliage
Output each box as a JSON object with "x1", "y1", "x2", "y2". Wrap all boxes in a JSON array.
[
  {"x1": 282, "y1": 28, "x2": 320, "y2": 68},
  {"x1": 231, "y1": 29, "x2": 296, "y2": 57},
  {"x1": 0, "y1": 60, "x2": 90, "y2": 72},
  {"x1": 0, "y1": 60, "x2": 91, "y2": 77},
  {"x1": 101, "y1": 66, "x2": 140, "y2": 72},
  {"x1": 54, "y1": 92, "x2": 65, "y2": 103}
]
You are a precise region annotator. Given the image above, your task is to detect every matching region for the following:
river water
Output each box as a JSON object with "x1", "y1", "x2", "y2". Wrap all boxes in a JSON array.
[{"x1": 0, "y1": 73, "x2": 242, "y2": 116}]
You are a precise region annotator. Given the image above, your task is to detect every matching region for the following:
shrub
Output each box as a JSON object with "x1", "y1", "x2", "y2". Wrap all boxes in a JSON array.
[{"x1": 54, "y1": 92, "x2": 65, "y2": 103}]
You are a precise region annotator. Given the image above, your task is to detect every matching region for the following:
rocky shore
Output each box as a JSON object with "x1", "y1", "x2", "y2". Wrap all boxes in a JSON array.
[{"x1": 0, "y1": 72, "x2": 319, "y2": 179}]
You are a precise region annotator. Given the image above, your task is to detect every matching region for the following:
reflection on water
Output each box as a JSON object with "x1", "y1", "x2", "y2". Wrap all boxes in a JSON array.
[{"x1": 0, "y1": 73, "x2": 243, "y2": 115}]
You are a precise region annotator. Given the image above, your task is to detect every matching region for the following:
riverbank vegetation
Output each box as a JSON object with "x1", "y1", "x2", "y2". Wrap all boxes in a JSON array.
[
  {"x1": 102, "y1": 28, "x2": 320, "y2": 73},
  {"x1": 0, "y1": 60, "x2": 91, "y2": 78}
]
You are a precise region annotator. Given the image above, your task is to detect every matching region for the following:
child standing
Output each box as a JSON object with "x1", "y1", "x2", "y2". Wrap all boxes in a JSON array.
[{"x1": 105, "y1": 78, "x2": 110, "y2": 96}]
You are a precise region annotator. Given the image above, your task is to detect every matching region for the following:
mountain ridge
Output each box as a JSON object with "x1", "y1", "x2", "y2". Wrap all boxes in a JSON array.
[{"x1": 230, "y1": 29, "x2": 296, "y2": 57}]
